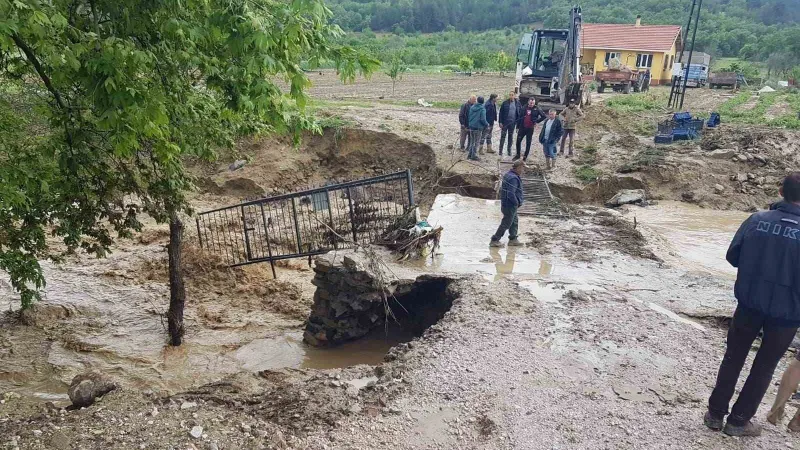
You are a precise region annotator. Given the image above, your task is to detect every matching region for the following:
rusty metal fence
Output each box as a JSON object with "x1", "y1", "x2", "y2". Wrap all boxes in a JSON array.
[{"x1": 195, "y1": 170, "x2": 415, "y2": 275}]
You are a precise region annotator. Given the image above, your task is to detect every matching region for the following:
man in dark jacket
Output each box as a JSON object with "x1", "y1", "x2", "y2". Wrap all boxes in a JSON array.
[
  {"x1": 538, "y1": 109, "x2": 564, "y2": 170},
  {"x1": 467, "y1": 96, "x2": 489, "y2": 161},
  {"x1": 481, "y1": 94, "x2": 499, "y2": 154},
  {"x1": 490, "y1": 159, "x2": 526, "y2": 247},
  {"x1": 498, "y1": 91, "x2": 521, "y2": 157},
  {"x1": 705, "y1": 173, "x2": 800, "y2": 437},
  {"x1": 459, "y1": 96, "x2": 477, "y2": 150},
  {"x1": 514, "y1": 98, "x2": 547, "y2": 161}
]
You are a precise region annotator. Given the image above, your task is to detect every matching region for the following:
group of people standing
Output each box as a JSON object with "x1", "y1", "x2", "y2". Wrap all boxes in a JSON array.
[{"x1": 459, "y1": 91, "x2": 584, "y2": 170}]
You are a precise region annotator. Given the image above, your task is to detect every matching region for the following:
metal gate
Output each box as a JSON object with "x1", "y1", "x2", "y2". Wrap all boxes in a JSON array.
[{"x1": 195, "y1": 170, "x2": 415, "y2": 275}]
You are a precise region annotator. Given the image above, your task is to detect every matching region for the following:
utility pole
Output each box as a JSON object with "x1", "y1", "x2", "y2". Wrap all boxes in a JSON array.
[
  {"x1": 668, "y1": 0, "x2": 700, "y2": 109},
  {"x1": 679, "y1": 0, "x2": 703, "y2": 109}
]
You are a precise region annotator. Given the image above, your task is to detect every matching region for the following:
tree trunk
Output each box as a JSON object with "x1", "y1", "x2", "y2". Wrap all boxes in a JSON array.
[
  {"x1": 167, "y1": 215, "x2": 186, "y2": 346},
  {"x1": 392, "y1": 80, "x2": 396, "y2": 95}
]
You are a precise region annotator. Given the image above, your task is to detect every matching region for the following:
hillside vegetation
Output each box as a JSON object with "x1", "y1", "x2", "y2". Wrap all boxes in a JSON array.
[{"x1": 328, "y1": 0, "x2": 800, "y2": 65}]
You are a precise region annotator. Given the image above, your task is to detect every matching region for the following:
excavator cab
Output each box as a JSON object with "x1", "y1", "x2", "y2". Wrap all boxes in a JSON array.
[
  {"x1": 528, "y1": 31, "x2": 569, "y2": 79},
  {"x1": 515, "y1": 6, "x2": 589, "y2": 109}
]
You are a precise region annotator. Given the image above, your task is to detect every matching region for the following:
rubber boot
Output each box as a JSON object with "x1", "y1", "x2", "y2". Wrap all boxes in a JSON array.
[
  {"x1": 551, "y1": 157, "x2": 557, "y2": 169},
  {"x1": 545, "y1": 158, "x2": 551, "y2": 170}
]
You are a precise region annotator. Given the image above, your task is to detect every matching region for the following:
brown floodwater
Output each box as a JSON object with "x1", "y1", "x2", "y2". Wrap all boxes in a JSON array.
[
  {"x1": 622, "y1": 201, "x2": 748, "y2": 277},
  {"x1": 0, "y1": 195, "x2": 751, "y2": 405}
]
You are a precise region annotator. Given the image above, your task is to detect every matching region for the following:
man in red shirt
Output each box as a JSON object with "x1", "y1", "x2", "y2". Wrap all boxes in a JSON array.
[{"x1": 514, "y1": 98, "x2": 546, "y2": 162}]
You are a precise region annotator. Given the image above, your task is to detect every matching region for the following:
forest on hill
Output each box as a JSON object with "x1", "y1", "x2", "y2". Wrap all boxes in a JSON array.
[{"x1": 327, "y1": 0, "x2": 800, "y2": 63}]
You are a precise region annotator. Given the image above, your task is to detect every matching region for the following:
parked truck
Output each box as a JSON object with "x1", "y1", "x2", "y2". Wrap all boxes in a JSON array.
[
  {"x1": 515, "y1": 6, "x2": 590, "y2": 110},
  {"x1": 709, "y1": 72, "x2": 746, "y2": 89},
  {"x1": 595, "y1": 67, "x2": 650, "y2": 94}
]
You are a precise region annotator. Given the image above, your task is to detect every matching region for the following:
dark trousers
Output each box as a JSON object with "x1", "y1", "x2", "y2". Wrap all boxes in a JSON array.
[
  {"x1": 491, "y1": 205, "x2": 519, "y2": 241},
  {"x1": 459, "y1": 126, "x2": 470, "y2": 150},
  {"x1": 481, "y1": 124, "x2": 494, "y2": 146},
  {"x1": 560, "y1": 129, "x2": 576, "y2": 154},
  {"x1": 515, "y1": 127, "x2": 534, "y2": 160},
  {"x1": 708, "y1": 306, "x2": 798, "y2": 426},
  {"x1": 499, "y1": 124, "x2": 516, "y2": 156}
]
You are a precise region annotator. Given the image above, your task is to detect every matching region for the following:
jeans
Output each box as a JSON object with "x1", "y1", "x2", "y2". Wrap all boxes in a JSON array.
[
  {"x1": 491, "y1": 205, "x2": 519, "y2": 241},
  {"x1": 467, "y1": 129, "x2": 483, "y2": 159},
  {"x1": 499, "y1": 124, "x2": 516, "y2": 156},
  {"x1": 543, "y1": 142, "x2": 558, "y2": 159},
  {"x1": 516, "y1": 127, "x2": 534, "y2": 160},
  {"x1": 708, "y1": 306, "x2": 798, "y2": 426},
  {"x1": 460, "y1": 126, "x2": 470, "y2": 150},
  {"x1": 481, "y1": 124, "x2": 494, "y2": 147},
  {"x1": 560, "y1": 129, "x2": 576, "y2": 154}
]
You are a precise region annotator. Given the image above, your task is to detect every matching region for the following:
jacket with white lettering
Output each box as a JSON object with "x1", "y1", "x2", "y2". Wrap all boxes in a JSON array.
[{"x1": 727, "y1": 201, "x2": 800, "y2": 325}]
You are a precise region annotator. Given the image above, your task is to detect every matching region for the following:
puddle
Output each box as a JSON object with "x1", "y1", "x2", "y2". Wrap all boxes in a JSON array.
[
  {"x1": 235, "y1": 327, "x2": 414, "y2": 372},
  {"x1": 625, "y1": 201, "x2": 748, "y2": 276},
  {"x1": 346, "y1": 376, "x2": 378, "y2": 390}
]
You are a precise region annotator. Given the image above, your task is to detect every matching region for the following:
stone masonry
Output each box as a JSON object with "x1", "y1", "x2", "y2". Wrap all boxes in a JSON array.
[{"x1": 304, "y1": 252, "x2": 397, "y2": 347}]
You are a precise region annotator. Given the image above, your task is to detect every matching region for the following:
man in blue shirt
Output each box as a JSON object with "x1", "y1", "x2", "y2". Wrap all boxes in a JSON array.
[
  {"x1": 705, "y1": 173, "x2": 800, "y2": 437},
  {"x1": 490, "y1": 160, "x2": 525, "y2": 247}
]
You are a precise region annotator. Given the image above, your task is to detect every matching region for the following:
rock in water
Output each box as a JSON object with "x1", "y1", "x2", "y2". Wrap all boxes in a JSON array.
[
  {"x1": 605, "y1": 189, "x2": 646, "y2": 207},
  {"x1": 68, "y1": 372, "x2": 117, "y2": 408}
]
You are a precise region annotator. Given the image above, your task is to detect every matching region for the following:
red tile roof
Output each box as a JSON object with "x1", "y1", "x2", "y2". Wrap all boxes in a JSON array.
[{"x1": 581, "y1": 23, "x2": 682, "y2": 53}]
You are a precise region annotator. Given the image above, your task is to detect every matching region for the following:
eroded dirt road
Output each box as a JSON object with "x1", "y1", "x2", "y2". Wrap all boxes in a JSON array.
[{"x1": 3, "y1": 194, "x2": 798, "y2": 450}]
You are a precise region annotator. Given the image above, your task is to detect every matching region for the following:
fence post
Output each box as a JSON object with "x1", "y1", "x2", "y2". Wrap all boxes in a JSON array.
[
  {"x1": 405, "y1": 169, "x2": 415, "y2": 206},
  {"x1": 195, "y1": 217, "x2": 203, "y2": 249},
  {"x1": 346, "y1": 187, "x2": 358, "y2": 244},
  {"x1": 259, "y1": 203, "x2": 277, "y2": 279},
  {"x1": 240, "y1": 205, "x2": 252, "y2": 262},
  {"x1": 291, "y1": 197, "x2": 303, "y2": 253},
  {"x1": 325, "y1": 189, "x2": 338, "y2": 250}
]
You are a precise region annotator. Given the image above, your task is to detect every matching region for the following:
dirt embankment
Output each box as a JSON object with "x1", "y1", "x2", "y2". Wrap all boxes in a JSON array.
[{"x1": 190, "y1": 128, "x2": 441, "y2": 210}]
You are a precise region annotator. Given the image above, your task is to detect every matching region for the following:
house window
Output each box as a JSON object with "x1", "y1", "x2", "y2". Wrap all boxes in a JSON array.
[
  {"x1": 604, "y1": 52, "x2": 621, "y2": 66},
  {"x1": 664, "y1": 55, "x2": 670, "y2": 70},
  {"x1": 636, "y1": 54, "x2": 653, "y2": 68}
]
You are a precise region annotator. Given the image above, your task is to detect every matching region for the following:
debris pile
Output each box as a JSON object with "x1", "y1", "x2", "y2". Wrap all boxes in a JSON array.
[{"x1": 377, "y1": 210, "x2": 442, "y2": 260}]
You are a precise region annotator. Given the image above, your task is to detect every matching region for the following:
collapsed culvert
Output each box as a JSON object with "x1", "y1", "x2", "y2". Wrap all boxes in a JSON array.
[
  {"x1": 304, "y1": 252, "x2": 458, "y2": 348},
  {"x1": 436, "y1": 172, "x2": 498, "y2": 200}
]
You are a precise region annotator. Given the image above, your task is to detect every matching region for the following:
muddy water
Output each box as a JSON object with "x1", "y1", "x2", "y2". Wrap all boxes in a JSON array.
[
  {"x1": 623, "y1": 201, "x2": 748, "y2": 277},
  {"x1": 0, "y1": 247, "x2": 404, "y2": 404}
]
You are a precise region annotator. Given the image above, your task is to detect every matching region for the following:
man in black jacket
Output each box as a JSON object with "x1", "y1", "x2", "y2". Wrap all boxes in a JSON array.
[
  {"x1": 459, "y1": 96, "x2": 477, "y2": 150},
  {"x1": 705, "y1": 173, "x2": 800, "y2": 437},
  {"x1": 498, "y1": 91, "x2": 521, "y2": 157},
  {"x1": 514, "y1": 98, "x2": 547, "y2": 161}
]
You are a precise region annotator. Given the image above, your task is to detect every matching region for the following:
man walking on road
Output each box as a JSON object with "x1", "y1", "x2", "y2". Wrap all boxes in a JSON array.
[
  {"x1": 539, "y1": 109, "x2": 564, "y2": 170},
  {"x1": 559, "y1": 99, "x2": 584, "y2": 157},
  {"x1": 490, "y1": 159, "x2": 526, "y2": 248},
  {"x1": 482, "y1": 94, "x2": 499, "y2": 154},
  {"x1": 498, "y1": 91, "x2": 521, "y2": 157},
  {"x1": 705, "y1": 173, "x2": 800, "y2": 437},
  {"x1": 514, "y1": 98, "x2": 546, "y2": 162},
  {"x1": 459, "y1": 95, "x2": 477, "y2": 150},
  {"x1": 467, "y1": 96, "x2": 489, "y2": 161}
]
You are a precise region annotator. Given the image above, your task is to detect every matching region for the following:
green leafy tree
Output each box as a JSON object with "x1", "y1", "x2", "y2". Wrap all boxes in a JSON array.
[
  {"x1": 384, "y1": 55, "x2": 407, "y2": 94},
  {"x1": 458, "y1": 56, "x2": 474, "y2": 74},
  {"x1": 0, "y1": 0, "x2": 376, "y2": 345},
  {"x1": 495, "y1": 51, "x2": 511, "y2": 76}
]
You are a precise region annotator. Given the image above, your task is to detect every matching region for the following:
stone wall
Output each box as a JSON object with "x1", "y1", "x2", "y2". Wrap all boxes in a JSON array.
[{"x1": 304, "y1": 252, "x2": 394, "y2": 347}]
